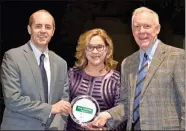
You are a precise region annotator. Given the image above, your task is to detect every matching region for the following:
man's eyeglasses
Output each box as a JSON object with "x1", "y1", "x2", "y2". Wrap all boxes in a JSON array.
[{"x1": 86, "y1": 44, "x2": 105, "y2": 52}]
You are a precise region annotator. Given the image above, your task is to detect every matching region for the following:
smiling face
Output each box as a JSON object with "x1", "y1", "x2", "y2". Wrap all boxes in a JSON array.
[
  {"x1": 85, "y1": 35, "x2": 108, "y2": 67},
  {"x1": 132, "y1": 11, "x2": 160, "y2": 51},
  {"x1": 27, "y1": 11, "x2": 55, "y2": 49}
]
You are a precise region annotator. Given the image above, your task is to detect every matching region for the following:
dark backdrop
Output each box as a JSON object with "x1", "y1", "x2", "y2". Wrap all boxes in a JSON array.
[{"x1": 0, "y1": 0, "x2": 185, "y2": 124}]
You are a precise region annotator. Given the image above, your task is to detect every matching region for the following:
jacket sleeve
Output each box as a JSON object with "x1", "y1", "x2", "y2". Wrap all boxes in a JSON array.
[
  {"x1": 173, "y1": 50, "x2": 185, "y2": 130},
  {"x1": 107, "y1": 58, "x2": 128, "y2": 123}
]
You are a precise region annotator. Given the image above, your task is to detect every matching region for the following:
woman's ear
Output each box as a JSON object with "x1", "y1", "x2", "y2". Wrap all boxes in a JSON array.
[{"x1": 106, "y1": 47, "x2": 110, "y2": 58}]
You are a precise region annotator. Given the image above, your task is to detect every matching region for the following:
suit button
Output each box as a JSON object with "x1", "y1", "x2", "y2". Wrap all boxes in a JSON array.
[{"x1": 141, "y1": 120, "x2": 146, "y2": 124}]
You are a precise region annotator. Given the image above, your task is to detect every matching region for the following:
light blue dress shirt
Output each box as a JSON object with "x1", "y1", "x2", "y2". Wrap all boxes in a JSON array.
[{"x1": 139, "y1": 39, "x2": 159, "y2": 70}]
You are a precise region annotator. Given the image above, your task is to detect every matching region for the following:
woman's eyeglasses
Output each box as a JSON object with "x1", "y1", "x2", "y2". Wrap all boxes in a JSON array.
[{"x1": 86, "y1": 44, "x2": 105, "y2": 52}]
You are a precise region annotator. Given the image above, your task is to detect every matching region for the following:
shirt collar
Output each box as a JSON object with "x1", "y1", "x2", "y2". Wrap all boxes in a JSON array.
[
  {"x1": 29, "y1": 40, "x2": 49, "y2": 64},
  {"x1": 140, "y1": 39, "x2": 159, "y2": 61}
]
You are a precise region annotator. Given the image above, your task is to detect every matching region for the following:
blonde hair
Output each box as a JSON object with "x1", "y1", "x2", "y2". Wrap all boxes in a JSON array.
[
  {"x1": 132, "y1": 7, "x2": 160, "y2": 26},
  {"x1": 75, "y1": 28, "x2": 118, "y2": 70},
  {"x1": 28, "y1": 9, "x2": 55, "y2": 28}
]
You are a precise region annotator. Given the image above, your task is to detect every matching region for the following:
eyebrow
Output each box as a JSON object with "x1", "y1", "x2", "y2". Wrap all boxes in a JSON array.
[
  {"x1": 88, "y1": 43, "x2": 105, "y2": 45},
  {"x1": 34, "y1": 23, "x2": 52, "y2": 26}
]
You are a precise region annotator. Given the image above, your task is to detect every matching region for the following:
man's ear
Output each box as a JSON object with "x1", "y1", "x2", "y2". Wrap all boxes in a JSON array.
[
  {"x1": 52, "y1": 27, "x2": 55, "y2": 36},
  {"x1": 156, "y1": 24, "x2": 161, "y2": 35},
  {"x1": 27, "y1": 25, "x2": 31, "y2": 35}
]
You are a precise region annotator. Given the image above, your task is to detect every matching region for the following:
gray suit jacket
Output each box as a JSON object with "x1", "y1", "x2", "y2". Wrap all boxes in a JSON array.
[
  {"x1": 108, "y1": 41, "x2": 185, "y2": 130},
  {"x1": 1, "y1": 42, "x2": 69, "y2": 130}
]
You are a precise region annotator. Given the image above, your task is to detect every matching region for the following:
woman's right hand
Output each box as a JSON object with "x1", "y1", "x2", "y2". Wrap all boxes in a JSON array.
[{"x1": 82, "y1": 111, "x2": 112, "y2": 129}]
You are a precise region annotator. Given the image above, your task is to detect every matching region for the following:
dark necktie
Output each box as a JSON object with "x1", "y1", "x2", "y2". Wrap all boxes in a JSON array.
[
  {"x1": 39, "y1": 54, "x2": 48, "y2": 103},
  {"x1": 133, "y1": 53, "x2": 148, "y2": 130}
]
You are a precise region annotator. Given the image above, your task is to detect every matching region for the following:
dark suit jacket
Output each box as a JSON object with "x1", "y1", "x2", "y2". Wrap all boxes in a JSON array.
[
  {"x1": 0, "y1": 42, "x2": 69, "y2": 130},
  {"x1": 108, "y1": 41, "x2": 185, "y2": 130}
]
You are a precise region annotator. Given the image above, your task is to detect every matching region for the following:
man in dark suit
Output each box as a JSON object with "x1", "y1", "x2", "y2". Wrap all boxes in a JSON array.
[
  {"x1": 1, "y1": 9, "x2": 71, "y2": 130},
  {"x1": 85, "y1": 7, "x2": 185, "y2": 130}
]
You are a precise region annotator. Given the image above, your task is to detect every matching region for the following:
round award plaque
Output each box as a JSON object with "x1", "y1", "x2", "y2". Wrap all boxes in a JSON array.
[{"x1": 70, "y1": 95, "x2": 100, "y2": 125}]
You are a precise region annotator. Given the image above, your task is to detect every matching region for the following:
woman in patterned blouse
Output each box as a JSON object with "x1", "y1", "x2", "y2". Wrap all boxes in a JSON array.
[{"x1": 66, "y1": 28, "x2": 123, "y2": 131}]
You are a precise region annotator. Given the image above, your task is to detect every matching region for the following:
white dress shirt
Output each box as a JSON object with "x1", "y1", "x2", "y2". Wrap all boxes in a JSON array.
[{"x1": 29, "y1": 41, "x2": 51, "y2": 100}]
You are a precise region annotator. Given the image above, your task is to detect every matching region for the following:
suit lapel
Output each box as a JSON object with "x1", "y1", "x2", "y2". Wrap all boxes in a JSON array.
[
  {"x1": 23, "y1": 42, "x2": 45, "y2": 102},
  {"x1": 129, "y1": 51, "x2": 140, "y2": 102},
  {"x1": 128, "y1": 51, "x2": 140, "y2": 127},
  {"x1": 48, "y1": 51, "x2": 57, "y2": 104},
  {"x1": 141, "y1": 42, "x2": 166, "y2": 99}
]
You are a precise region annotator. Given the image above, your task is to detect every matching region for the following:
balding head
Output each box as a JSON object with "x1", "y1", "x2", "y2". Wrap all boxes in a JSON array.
[
  {"x1": 29, "y1": 9, "x2": 55, "y2": 28},
  {"x1": 27, "y1": 9, "x2": 55, "y2": 52}
]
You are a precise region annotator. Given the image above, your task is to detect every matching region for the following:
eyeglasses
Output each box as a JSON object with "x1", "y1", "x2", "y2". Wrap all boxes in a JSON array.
[{"x1": 86, "y1": 44, "x2": 105, "y2": 52}]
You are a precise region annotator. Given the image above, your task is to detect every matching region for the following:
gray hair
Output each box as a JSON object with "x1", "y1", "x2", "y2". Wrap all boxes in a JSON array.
[{"x1": 132, "y1": 7, "x2": 160, "y2": 26}]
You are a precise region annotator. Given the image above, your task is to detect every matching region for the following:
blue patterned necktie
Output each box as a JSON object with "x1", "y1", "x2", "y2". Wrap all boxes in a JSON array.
[
  {"x1": 39, "y1": 54, "x2": 48, "y2": 103},
  {"x1": 133, "y1": 53, "x2": 148, "y2": 130}
]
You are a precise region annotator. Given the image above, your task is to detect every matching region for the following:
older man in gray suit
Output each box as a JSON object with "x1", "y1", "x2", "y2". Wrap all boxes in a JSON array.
[
  {"x1": 85, "y1": 7, "x2": 185, "y2": 130},
  {"x1": 1, "y1": 10, "x2": 71, "y2": 130}
]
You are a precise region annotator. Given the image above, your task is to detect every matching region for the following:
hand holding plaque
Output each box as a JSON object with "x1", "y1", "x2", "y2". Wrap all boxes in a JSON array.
[{"x1": 70, "y1": 95, "x2": 100, "y2": 125}]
